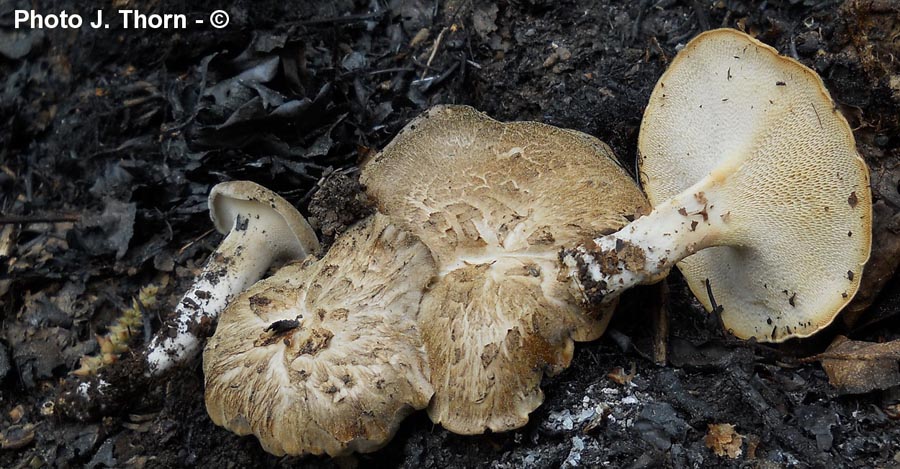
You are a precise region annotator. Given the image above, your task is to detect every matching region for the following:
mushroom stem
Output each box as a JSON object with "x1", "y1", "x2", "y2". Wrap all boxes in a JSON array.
[
  {"x1": 564, "y1": 172, "x2": 729, "y2": 305},
  {"x1": 145, "y1": 212, "x2": 284, "y2": 376}
]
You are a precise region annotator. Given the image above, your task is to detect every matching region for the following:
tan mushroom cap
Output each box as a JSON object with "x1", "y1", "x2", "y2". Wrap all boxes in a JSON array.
[
  {"x1": 638, "y1": 29, "x2": 872, "y2": 341},
  {"x1": 203, "y1": 214, "x2": 435, "y2": 457},
  {"x1": 209, "y1": 180, "x2": 321, "y2": 259},
  {"x1": 362, "y1": 105, "x2": 649, "y2": 434}
]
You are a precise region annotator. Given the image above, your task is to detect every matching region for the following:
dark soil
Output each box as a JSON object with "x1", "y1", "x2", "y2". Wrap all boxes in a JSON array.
[{"x1": 3, "y1": 0, "x2": 900, "y2": 467}]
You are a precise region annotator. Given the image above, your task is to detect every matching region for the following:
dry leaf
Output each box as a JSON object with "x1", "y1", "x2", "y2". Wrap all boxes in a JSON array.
[
  {"x1": 705, "y1": 423, "x2": 743, "y2": 458},
  {"x1": 607, "y1": 363, "x2": 636, "y2": 385},
  {"x1": 816, "y1": 335, "x2": 900, "y2": 394}
]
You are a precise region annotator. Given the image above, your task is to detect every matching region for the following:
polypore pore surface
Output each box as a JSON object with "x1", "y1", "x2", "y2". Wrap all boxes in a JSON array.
[
  {"x1": 638, "y1": 29, "x2": 872, "y2": 341},
  {"x1": 361, "y1": 105, "x2": 649, "y2": 434},
  {"x1": 203, "y1": 214, "x2": 435, "y2": 457}
]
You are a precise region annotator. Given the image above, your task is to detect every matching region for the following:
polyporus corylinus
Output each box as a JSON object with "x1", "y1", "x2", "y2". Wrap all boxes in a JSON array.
[
  {"x1": 146, "y1": 181, "x2": 320, "y2": 375},
  {"x1": 564, "y1": 29, "x2": 872, "y2": 342},
  {"x1": 203, "y1": 214, "x2": 435, "y2": 456},
  {"x1": 361, "y1": 105, "x2": 649, "y2": 434}
]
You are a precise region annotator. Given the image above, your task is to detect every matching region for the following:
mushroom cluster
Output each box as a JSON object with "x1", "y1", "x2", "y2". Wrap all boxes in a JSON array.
[
  {"x1": 174, "y1": 27, "x2": 872, "y2": 459},
  {"x1": 361, "y1": 105, "x2": 648, "y2": 433},
  {"x1": 564, "y1": 28, "x2": 872, "y2": 341},
  {"x1": 200, "y1": 106, "x2": 648, "y2": 455}
]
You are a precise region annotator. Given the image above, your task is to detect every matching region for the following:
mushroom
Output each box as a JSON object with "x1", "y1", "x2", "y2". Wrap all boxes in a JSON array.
[
  {"x1": 361, "y1": 105, "x2": 649, "y2": 434},
  {"x1": 203, "y1": 213, "x2": 434, "y2": 456},
  {"x1": 146, "y1": 181, "x2": 320, "y2": 375},
  {"x1": 563, "y1": 29, "x2": 872, "y2": 341}
]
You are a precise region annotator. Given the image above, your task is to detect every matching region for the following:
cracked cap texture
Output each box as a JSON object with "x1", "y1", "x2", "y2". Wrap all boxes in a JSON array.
[
  {"x1": 362, "y1": 105, "x2": 649, "y2": 434},
  {"x1": 203, "y1": 214, "x2": 435, "y2": 456}
]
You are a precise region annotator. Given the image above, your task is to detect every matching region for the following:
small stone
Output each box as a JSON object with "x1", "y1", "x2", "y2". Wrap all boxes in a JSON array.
[
  {"x1": 39, "y1": 401, "x2": 54, "y2": 417},
  {"x1": 633, "y1": 402, "x2": 689, "y2": 450},
  {"x1": 9, "y1": 405, "x2": 24, "y2": 423},
  {"x1": 576, "y1": 408, "x2": 595, "y2": 423},
  {"x1": 622, "y1": 395, "x2": 639, "y2": 405},
  {"x1": 341, "y1": 51, "x2": 368, "y2": 71},
  {"x1": 543, "y1": 51, "x2": 559, "y2": 68},
  {"x1": 572, "y1": 435, "x2": 585, "y2": 451}
]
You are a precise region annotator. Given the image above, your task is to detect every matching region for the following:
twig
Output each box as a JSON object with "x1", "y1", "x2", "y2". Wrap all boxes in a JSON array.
[
  {"x1": 705, "y1": 277, "x2": 730, "y2": 335},
  {"x1": 0, "y1": 214, "x2": 80, "y2": 225},
  {"x1": 338, "y1": 67, "x2": 415, "y2": 79},
  {"x1": 651, "y1": 281, "x2": 669, "y2": 365},
  {"x1": 368, "y1": 67, "x2": 415, "y2": 75},
  {"x1": 176, "y1": 228, "x2": 215, "y2": 256},
  {"x1": 281, "y1": 11, "x2": 387, "y2": 27},
  {"x1": 421, "y1": 27, "x2": 449, "y2": 80},
  {"x1": 649, "y1": 36, "x2": 668, "y2": 64},
  {"x1": 631, "y1": 0, "x2": 653, "y2": 40},
  {"x1": 691, "y1": 0, "x2": 710, "y2": 31},
  {"x1": 698, "y1": 278, "x2": 803, "y2": 363},
  {"x1": 798, "y1": 351, "x2": 900, "y2": 363},
  {"x1": 789, "y1": 35, "x2": 800, "y2": 60},
  {"x1": 414, "y1": 60, "x2": 460, "y2": 92},
  {"x1": 123, "y1": 95, "x2": 162, "y2": 108},
  {"x1": 720, "y1": 10, "x2": 732, "y2": 28},
  {"x1": 705, "y1": 278, "x2": 724, "y2": 315}
]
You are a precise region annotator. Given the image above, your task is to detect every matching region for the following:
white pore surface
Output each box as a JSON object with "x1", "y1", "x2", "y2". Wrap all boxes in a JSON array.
[{"x1": 637, "y1": 30, "x2": 871, "y2": 341}]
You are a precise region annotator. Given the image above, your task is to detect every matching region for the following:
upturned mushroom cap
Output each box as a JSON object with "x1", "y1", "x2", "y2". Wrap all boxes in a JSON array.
[
  {"x1": 209, "y1": 180, "x2": 320, "y2": 259},
  {"x1": 361, "y1": 105, "x2": 649, "y2": 434},
  {"x1": 638, "y1": 29, "x2": 872, "y2": 341},
  {"x1": 203, "y1": 214, "x2": 435, "y2": 457},
  {"x1": 144, "y1": 181, "x2": 322, "y2": 375}
]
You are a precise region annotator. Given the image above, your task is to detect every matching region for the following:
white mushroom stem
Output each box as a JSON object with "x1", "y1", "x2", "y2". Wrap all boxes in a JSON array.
[
  {"x1": 145, "y1": 211, "x2": 291, "y2": 376},
  {"x1": 564, "y1": 169, "x2": 731, "y2": 305}
]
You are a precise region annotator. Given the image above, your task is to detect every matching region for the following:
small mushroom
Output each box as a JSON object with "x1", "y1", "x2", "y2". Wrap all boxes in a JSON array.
[
  {"x1": 564, "y1": 29, "x2": 872, "y2": 341},
  {"x1": 361, "y1": 105, "x2": 648, "y2": 434},
  {"x1": 203, "y1": 214, "x2": 435, "y2": 456},
  {"x1": 146, "y1": 181, "x2": 320, "y2": 375}
]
